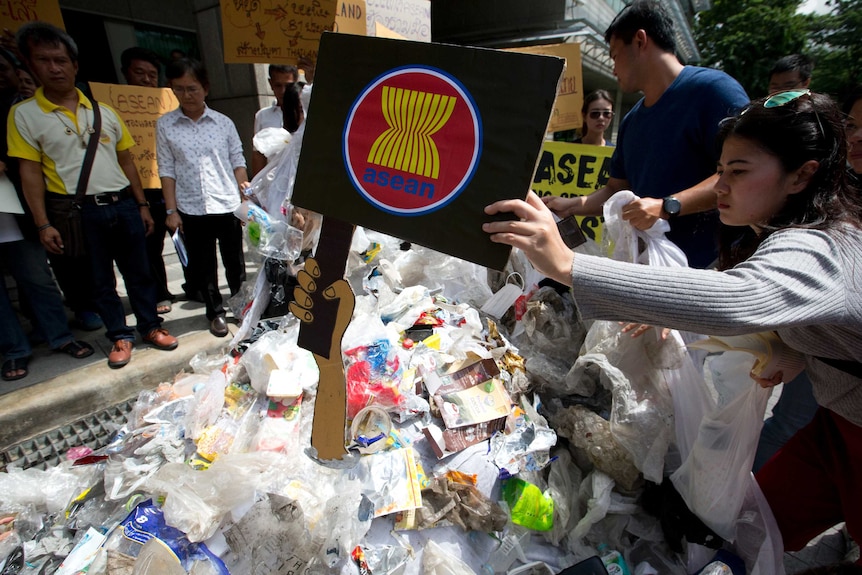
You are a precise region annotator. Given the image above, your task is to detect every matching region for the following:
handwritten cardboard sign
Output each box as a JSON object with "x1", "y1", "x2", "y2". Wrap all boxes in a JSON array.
[
  {"x1": 89, "y1": 83, "x2": 179, "y2": 189},
  {"x1": 0, "y1": 0, "x2": 65, "y2": 32},
  {"x1": 292, "y1": 33, "x2": 564, "y2": 271},
  {"x1": 366, "y1": 0, "x2": 429, "y2": 42},
  {"x1": 334, "y1": 0, "x2": 366, "y2": 36},
  {"x1": 532, "y1": 141, "x2": 614, "y2": 244},
  {"x1": 220, "y1": 0, "x2": 337, "y2": 65},
  {"x1": 507, "y1": 43, "x2": 583, "y2": 133}
]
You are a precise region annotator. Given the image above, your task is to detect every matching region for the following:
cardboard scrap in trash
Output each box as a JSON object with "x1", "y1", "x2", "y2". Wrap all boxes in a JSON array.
[{"x1": 292, "y1": 32, "x2": 564, "y2": 271}]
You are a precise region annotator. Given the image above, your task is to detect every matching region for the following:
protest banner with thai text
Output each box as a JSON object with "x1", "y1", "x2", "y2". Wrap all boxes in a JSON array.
[
  {"x1": 220, "y1": 0, "x2": 337, "y2": 65},
  {"x1": 0, "y1": 0, "x2": 64, "y2": 31}
]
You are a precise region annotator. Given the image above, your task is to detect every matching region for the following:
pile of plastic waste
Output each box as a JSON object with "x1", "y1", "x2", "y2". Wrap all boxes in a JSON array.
[{"x1": 0, "y1": 127, "x2": 784, "y2": 575}]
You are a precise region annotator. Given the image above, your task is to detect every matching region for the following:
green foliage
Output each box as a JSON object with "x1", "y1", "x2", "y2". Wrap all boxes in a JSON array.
[
  {"x1": 694, "y1": 0, "x2": 862, "y2": 103},
  {"x1": 694, "y1": 0, "x2": 809, "y2": 98},
  {"x1": 807, "y1": 0, "x2": 862, "y2": 104}
]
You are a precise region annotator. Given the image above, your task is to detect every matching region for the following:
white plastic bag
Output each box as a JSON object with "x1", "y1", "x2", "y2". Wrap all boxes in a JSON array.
[{"x1": 670, "y1": 384, "x2": 768, "y2": 540}]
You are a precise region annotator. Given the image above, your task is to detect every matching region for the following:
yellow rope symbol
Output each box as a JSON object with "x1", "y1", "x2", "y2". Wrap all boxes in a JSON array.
[{"x1": 367, "y1": 86, "x2": 456, "y2": 180}]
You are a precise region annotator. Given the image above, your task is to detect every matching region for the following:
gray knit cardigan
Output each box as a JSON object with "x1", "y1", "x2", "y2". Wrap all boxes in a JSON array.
[{"x1": 570, "y1": 226, "x2": 862, "y2": 426}]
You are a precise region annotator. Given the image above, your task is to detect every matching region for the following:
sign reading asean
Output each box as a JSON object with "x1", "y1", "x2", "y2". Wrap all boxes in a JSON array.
[{"x1": 343, "y1": 66, "x2": 482, "y2": 215}]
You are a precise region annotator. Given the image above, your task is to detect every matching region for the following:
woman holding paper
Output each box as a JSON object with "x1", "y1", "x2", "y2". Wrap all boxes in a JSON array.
[{"x1": 484, "y1": 91, "x2": 862, "y2": 560}]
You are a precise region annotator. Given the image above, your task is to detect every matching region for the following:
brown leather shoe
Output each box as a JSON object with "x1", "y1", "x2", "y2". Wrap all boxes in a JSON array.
[
  {"x1": 210, "y1": 316, "x2": 228, "y2": 337},
  {"x1": 143, "y1": 328, "x2": 178, "y2": 350},
  {"x1": 108, "y1": 339, "x2": 133, "y2": 369}
]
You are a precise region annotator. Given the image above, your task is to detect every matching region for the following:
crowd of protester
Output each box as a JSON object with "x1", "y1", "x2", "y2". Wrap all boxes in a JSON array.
[{"x1": 0, "y1": 1, "x2": 861, "y2": 564}]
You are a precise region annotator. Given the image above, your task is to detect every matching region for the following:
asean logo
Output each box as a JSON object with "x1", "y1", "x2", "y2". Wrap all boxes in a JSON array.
[{"x1": 343, "y1": 66, "x2": 482, "y2": 215}]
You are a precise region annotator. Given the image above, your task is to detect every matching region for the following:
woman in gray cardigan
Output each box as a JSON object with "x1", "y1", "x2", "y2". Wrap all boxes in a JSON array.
[{"x1": 484, "y1": 91, "x2": 862, "y2": 561}]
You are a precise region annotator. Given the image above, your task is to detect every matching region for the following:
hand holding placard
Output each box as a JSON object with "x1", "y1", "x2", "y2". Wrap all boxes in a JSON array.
[{"x1": 290, "y1": 253, "x2": 356, "y2": 461}]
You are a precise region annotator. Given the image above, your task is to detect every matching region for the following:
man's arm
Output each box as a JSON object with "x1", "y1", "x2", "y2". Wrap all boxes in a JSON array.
[
  {"x1": 116, "y1": 148, "x2": 154, "y2": 236},
  {"x1": 19, "y1": 159, "x2": 63, "y2": 254},
  {"x1": 543, "y1": 176, "x2": 629, "y2": 217},
  {"x1": 620, "y1": 173, "x2": 719, "y2": 230}
]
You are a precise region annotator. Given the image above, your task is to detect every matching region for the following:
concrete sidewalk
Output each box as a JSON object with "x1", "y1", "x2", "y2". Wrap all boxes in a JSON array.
[{"x1": 0, "y1": 239, "x2": 258, "y2": 451}]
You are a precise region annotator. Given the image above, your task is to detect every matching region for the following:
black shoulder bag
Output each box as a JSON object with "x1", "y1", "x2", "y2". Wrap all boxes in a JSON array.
[{"x1": 44, "y1": 96, "x2": 102, "y2": 258}]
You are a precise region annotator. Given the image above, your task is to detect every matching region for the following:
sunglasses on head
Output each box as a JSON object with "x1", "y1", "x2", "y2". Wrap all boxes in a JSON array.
[
  {"x1": 588, "y1": 110, "x2": 614, "y2": 119},
  {"x1": 764, "y1": 89, "x2": 811, "y2": 108},
  {"x1": 761, "y1": 89, "x2": 825, "y2": 138}
]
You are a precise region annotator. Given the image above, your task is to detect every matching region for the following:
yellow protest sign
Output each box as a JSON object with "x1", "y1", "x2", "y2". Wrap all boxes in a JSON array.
[
  {"x1": 220, "y1": 0, "x2": 337, "y2": 65},
  {"x1": 0, "y1": 0, "x2": 65, "y2": 32},
  {"x1": 89, "y1": 82, "x2": 179, "y2": 189},
  {"x1": 532, "y1": 141, "x2": 614, "y2": 244},
  {"x1": 334, "y1": 0, "x2": 366, "y2": 36},
  {"x1": 507, "y1": 43, "x2": 583, "y2": 133}
]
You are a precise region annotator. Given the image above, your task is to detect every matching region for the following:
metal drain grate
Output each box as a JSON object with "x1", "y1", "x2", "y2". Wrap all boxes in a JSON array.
[{"x1": 1, "y1": 400, "x2": 135, "y2": 472}]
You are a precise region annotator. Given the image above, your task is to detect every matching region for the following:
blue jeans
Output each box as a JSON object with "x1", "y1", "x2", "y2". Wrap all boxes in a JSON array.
[
  {"x1": 0, "y1": 238, "x2": 74, "y2": 360},
  {"x1": 81, "y1": 198, "x2": 161, "y2": 342},
  {"x1": 753, "y1": 370, "x2": 819, "y2": 472}
]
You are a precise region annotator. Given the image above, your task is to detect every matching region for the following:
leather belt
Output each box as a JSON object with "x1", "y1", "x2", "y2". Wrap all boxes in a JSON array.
[{"x1": 80, "y1": 187, "x2": 131, "y2": 206}]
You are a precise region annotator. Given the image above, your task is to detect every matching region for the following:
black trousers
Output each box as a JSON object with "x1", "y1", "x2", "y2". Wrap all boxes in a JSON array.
[
  {"x1": 180, "y1": 211, "x2": 245, "y2": 320},
  {"x1": 144, "y1": 189, "x2": 173, "y2": 302}
]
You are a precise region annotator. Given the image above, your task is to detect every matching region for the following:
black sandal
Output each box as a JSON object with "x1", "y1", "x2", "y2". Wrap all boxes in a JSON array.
[
  {"x1": 57, "y1": 340, "x2": 95, "y2": 359},
  {"x1": 2, "y1": 357, "x2": 30, "y2": 381}
]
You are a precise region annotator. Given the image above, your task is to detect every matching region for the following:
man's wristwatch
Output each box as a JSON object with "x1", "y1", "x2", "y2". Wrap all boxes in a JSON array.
[
  {"x1": 662, "y1": 196, "x2": 681, "y2": 219},
  {"x1": 137, "y1": 201, "x2": 150, "y2": 208}
]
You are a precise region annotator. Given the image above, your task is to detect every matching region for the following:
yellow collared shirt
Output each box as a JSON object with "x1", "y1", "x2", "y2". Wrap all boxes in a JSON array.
[{"x1": 7, "y1": 87, "x2": 135, "y2": 195}]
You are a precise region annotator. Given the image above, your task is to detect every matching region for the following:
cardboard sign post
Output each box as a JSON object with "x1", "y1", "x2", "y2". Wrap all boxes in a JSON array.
[
  {"x1": 89, "y1": 83, "x2": 179, "y2": 189},
  {"x1": 220, "y1": 0, "x2": 337, "y2": 65},
  {"x1": 291, "y1": 32, "x2": 563, "y2": 461}
]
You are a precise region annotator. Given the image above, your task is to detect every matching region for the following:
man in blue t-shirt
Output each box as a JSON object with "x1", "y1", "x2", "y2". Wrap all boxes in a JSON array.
[{"x1": 545, "y1": 0, "x2": 749, "y2": 269}]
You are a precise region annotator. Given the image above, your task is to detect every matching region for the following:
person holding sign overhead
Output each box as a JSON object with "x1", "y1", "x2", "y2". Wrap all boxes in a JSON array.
[
  {"x1": 544, "y1": 0, "x2": 749, "y2": 269},
  {"x1": 156, "y1": 58, "x2": 249, "y2": 338}
]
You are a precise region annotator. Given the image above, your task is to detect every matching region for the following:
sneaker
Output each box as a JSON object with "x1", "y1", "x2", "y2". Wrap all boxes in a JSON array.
[
  {"x1": 74, "y1": 311, "x2": 104, "y2": 331},
  {"x1": 143, "y1": 328, "x2": 178, "y2": 350},
  {"x1": 108, "y1": 340, "x2": 133, "y2": 369}
]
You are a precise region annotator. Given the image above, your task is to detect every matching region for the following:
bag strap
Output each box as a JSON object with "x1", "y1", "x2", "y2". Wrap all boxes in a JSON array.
[{"x1": 74, "y1": 96, "x2": 102, "y2": 204}]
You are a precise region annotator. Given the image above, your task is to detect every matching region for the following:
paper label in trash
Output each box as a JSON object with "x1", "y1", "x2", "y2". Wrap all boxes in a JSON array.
[
  {"x1": 359, "y1": 447, "x2": 423, "y2": 517},
  {"x1": 422, "y1": 419, "x2": 506, "y2": 459},
  {"x1": 425, "y1": 357, "x2": 500, "y2": 396},
  {"x1": 55, "y1": 527, "x2": 106, "y2": 575},
  {"x1": 435, "y1": 378, "x2": 512, "y2": 429}
]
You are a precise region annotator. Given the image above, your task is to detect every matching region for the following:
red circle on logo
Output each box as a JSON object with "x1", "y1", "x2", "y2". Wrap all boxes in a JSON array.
[{"x1": 344, "y1": 67, "x2": 481, "y2": 215}]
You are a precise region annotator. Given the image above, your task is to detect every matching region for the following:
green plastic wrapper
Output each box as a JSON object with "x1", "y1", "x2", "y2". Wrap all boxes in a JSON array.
[{"x1": 501, "y1": 477, "x2": 554, "y2": 531}]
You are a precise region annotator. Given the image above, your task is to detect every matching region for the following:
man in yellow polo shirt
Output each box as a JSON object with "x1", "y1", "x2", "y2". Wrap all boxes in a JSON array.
[{"x1": 7, "y1": 22, "x2": 178, "y2": 369}]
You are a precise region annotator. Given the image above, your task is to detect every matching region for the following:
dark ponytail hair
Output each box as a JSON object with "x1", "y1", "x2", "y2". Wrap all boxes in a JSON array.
[{"x1": 716, "y1": 91, "x2": 862, "y2": 269}]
